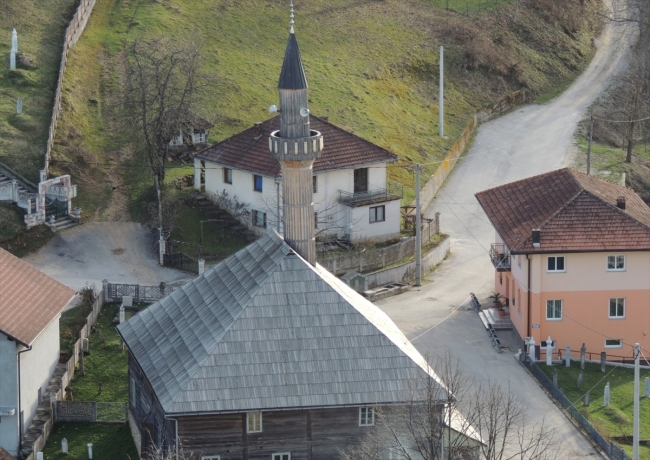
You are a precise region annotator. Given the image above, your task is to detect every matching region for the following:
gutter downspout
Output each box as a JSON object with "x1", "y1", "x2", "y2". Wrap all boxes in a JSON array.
[
  {"x1": 17, "y1": 344, "x2": 33, "y2": 453},
  {"x1": 164, "y1": 416, "x2": 179, "y2": 460},
  {"x1": 526, "y1": 254, "x2": 531, "y2": 347}
]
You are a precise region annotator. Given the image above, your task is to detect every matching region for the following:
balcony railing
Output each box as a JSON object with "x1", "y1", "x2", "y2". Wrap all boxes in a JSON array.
[
  {"x1": 338, "y1": 183, "x2": 403, "y2": 206},
  {"x1": 490, "y1": 243, "x2": 511, "y2": 271}
]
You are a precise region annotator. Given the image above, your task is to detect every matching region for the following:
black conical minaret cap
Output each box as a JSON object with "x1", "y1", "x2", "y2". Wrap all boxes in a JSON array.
[{"x1": 278, "y1": 32, "x2": 308, "y2": 89}]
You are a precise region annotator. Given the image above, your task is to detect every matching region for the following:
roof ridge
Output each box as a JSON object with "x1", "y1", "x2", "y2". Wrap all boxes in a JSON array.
[
  {"x1": 581, "y1": 187, "x2": 650, "y2": 233},
  {"x1": 475, "y1": 167, "x2": 572, "y2": 199}
]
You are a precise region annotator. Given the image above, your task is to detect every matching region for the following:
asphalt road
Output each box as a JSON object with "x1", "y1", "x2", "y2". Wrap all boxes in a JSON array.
[
  {"x1": 23, "y1": 222, "x2": 189, "y2": 292},
  {"x1": 375, "y1": 8, "x2": 634, "y2": 459}
]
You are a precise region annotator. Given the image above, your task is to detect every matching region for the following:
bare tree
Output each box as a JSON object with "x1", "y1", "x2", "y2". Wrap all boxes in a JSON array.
[
  {"x1": 120, "y1": 36, "x2": 208, "y2": 230},
  {"x1": 343, "y1": 352, "x2": 562, "y2": 460}
]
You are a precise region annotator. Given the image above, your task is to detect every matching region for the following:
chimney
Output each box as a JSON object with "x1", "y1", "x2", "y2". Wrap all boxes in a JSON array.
[
  {"x1": 616, "y1": 196, "x2": 626, "y2": 210},
  {"x1": 253, "y1": 122, "x2": 263, "y2": 138},
  {"x1": 532, "y1": 229, "x2": 541, "y2": 248}
]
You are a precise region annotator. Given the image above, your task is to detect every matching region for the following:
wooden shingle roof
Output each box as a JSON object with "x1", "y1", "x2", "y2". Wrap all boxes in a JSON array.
[
  {"x1": 475, "y1": 168, "x2": 650, "y2": 253},
  {"x1": 194, "y1": 116, "x2": 398, "y2": 177},
  {"x1": 118, "y1": 231, "x2": 445, "y2": 415},
  {"x1": 0, "y1": 248, "x2": 75, "y2": 346}
]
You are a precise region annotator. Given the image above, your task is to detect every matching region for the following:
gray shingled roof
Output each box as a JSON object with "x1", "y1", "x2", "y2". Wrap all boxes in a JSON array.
[
  {"x1": 279, "y1": 32, "x2": 307, "y2": 89},
  {"x1": 118, "y1": 231, "x2": 446, "y2": 415}
]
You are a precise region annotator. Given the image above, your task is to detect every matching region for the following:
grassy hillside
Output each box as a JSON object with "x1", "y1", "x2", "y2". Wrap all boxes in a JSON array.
[
  {"x1": 7, "y1": 0, "x2": 601, "y2": 224},
  {"x1": 0, "y1": 0, "x2": 78, "y2": 182}
]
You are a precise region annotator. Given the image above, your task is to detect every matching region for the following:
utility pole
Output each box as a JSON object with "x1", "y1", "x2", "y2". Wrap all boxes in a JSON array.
[
  {"x1": 439, "y1": 46, "x2": 444, "y2": 138},
  {"x1": 587, "y1": 112, "x2": 593, "y2": 175},
  {"x1": 415, "y1": 165, "x2": 422, "y2": 286},
  {"x1": 634, "y1": 343, "x2": 640, "y2": 460}
]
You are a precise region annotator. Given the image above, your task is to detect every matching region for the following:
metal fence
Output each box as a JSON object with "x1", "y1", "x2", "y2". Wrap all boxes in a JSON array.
[
  {"x1": 104, "y1": 281, "x2": 180, "y2": 303},
  {"x1": 55, "y1": 401, "x2": 127, "y2": 423},
  {"x1": 523, "y1": 357, "x2": 632, "y2": 460}
]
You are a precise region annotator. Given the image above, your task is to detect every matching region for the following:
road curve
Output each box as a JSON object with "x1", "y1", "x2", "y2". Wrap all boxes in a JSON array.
[{"x1": 376, "y1": 6, "x2": 634, "y2": 459}]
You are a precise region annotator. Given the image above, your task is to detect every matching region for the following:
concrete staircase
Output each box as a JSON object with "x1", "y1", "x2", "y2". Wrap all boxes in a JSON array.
[
  {"x1": 193, "y1": 194, "x2": 257, "y2": 243},
  {"x1": 48, "y1": 214, "x2": 77, "y2": 232},
  {"x1": 0, "y1": 170, "x2": 37, "y2": 213},
  {"x1": 478, "y1": 307, "x2": 514, "y2": 331},
  {"x1": 20, "y1": 362, "x2": 68, "y2": 458}
]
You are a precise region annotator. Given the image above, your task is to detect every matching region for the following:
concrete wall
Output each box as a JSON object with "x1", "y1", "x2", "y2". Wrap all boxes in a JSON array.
[
  {"x1": 0, "y1": 333, "x2": 19, "y2": 456},
  {"x1": 364, "y1": 234, "x2": 450, "y2": 288}
]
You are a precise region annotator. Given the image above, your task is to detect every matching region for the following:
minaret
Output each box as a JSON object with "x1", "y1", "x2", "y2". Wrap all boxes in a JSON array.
[{"x1": 269, "y1": 2, "x2": 323, "y2": 265}]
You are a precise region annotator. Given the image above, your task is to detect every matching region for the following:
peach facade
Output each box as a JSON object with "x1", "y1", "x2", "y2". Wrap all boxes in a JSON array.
[{"x1": 494, "y1": 243, "x2": 650, "y2": 357}]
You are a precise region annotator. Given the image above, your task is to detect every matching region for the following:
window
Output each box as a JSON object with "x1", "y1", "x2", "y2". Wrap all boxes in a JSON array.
[
  {"x1": 253, "y1": 175, "x2": 263, "y2": 192},
  {"x1": 223, "y1": 168, "x2": 232, "y2": 184},
  {"x1": 607, "y1": 255, "x2": 625, "y2": 271},
  {"x1": 546, "y1": 299, "x2": 562, "y2": 320},
  {"x1": 609, "y1": 298, "x2": 625, "y2": 318},
  {"x1": 252, "y1": 211, "x2": 267, "y2": 228},
  {"x1": 313, "y1": 175, "x2": 318, "y2": 193},
  {"x1": 314, "y1": 212, "x2": 318, "y2": 229},
  {"x1": 605, "y1": 339, "x2": 623, "y2": 348},
  {"x1": 369, "y1": 205, "x2": 385, "y2": 223},
  {"x1": 354, "y1": 168, "x2": 368, "y2": 193},
  {"x1": 359, "y1": 407, "x2": 375, "y2": 426},
  {"x1": 247, "y1": 412, "x2": 262, "y2": 433},
  {"x1": 547, "y1": 256, "x2": 565, "y2": 272},
  {"x1": 272, "y1": 454, "x2": 290, "y2": 460},
  {"x1": 201, "y1": 457, "x2": 220, "y2": 460}
]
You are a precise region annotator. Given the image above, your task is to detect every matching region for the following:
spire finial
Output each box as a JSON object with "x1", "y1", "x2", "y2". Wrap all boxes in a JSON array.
[{"x1": 289, "y1": 1, "x2": 295, "y2": 34}]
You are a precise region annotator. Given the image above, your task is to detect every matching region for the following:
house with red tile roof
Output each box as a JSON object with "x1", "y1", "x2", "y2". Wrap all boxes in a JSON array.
[
  {"x1": 476, "y1": 168, "x2": 650, "y2": 358},
  {"x1": 193, "y1": 121, "x2": 401, "y2": 244},
  {"x1": 0, "y1": 248, "x2": 75, "y2": 457}
]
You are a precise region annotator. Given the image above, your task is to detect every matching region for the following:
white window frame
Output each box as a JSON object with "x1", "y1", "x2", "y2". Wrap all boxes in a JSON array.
[
  {"x1": 609, "y1": 298, "x2": 625, "y2": 319},
  {"x1": 272, "y1": 454, "x2": 291, "y2": 460},
  {"x1": 369, "y1": 205, "x2": 385, "y2": 224},
  {"x1": 247, "y1": 412, "x2": 262, "y2": 433},
  {"x1": 547, "y1": 256, "x2": 566, "y2": 273},
  {"x1": 252, "y1": 210, "x2": 267, "y2": 228},
  {"x1": 359, "y1": 406, "x2": 375, "y2": 426},
  {"x1": 201, "y1": 456, "x2": 221, "y2": 460},
  {"x1": 605, "y1": 339, "x2": 623, "y2": 348},
  {"x1": 546, "y1": 299, "x2": 562, "y2": 321},
  {"x1": 607, "y1": 255, "x2": 625, "y2": 271}
]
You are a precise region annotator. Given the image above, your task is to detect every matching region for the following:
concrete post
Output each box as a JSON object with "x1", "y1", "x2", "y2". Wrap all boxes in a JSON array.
[
  {"x1": 601, "y1": 352, "x2": 607, "y2": 372},
  {"x1": 645, "y1": 377, "x2": 650, "y2": 398},
  {"x1": 102, "y1": 279, "x2": 109, "y2": 303},
  {"x1": 584, "y1": 392, "x2": 590, "y2": 407},
  {"x1": 528, "y1": 337, "x2": 535, "y2": 361},
  {"x1": 87, "y1": 443, "x2": 93, "y2": 459},
  {"x1": 604, "y1": 382, "x2": 610, "y2": 407},
  {"x1": 198, "y1": 259, "x2": 205, "y2": 276},
  {"x1": 578, "y1": 370, "x2": 584, "y2": 389},
  {"x1": 10, "y1": 49, "x2": 16, "y2": 70},
  {"x1": 435, "y1": 212, "x2": 441, "y2": 235},
  {"x1": 36, "y1": 453, "x2": 43, "y2": 460},
  {"x1": 566, "y1": 345, "x2": 571, "y2": 367},
  {"x1": 546, "y1": 336, "x2": 553, "y2": 366},
  {"x1": 62, "y1": 438, "x2": 68, "y2": 453},
  {"x1": 119, "y1": 305, "x2": 125, "y2": 324},
  {"x1": 580, "y1": 343, "x2": 586, "y2": 370}
]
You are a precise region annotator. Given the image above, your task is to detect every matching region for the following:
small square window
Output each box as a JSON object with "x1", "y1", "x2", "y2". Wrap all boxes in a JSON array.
[
  {"x1": 254, "y1": 175, "x2": 263, "y2": 192},
  {"x1": 201, "y1": 456, "x2": 221, "y2": 460},
  {"x1": 359, "y1": 407, "x2": 375, "y2": 426},
  {"x1": 369, "y1": 206, "x2": 385, "y2": 223},
  {"x1": 609, "y1": 298, "x2": 625, "y2": 318},
  {"x1": 272, "y1": 454, "x2": 290, "y2": 460},
  {"x1": 607, "y1": 255, "x2": 625, "y2": 271},
  {"x1": 253, "y1": 210, "x2": 267, "y2": 228},
  {"x1": 605, "y1": 339, "x2": 623, "y2": 348},
  {"x1": 547, "y1": 256, "x2": 565, "y2": 272},
  {"x1": 223, "y1": 168, "x2": 232, "y2": 184},
  {"x1": 313, "y1": 175, "x2": 318, "y2": 193},
  {"x1": 247, "y1": 412, "x2": 262, "y2": 433},
  {"x1": 546, "y1": 299, "x2": 562, "y2": 320}
]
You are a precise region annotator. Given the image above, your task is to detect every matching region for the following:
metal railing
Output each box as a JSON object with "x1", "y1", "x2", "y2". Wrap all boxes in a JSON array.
[
  {"x1": 489, "y1": 243, "x2": 510, "y2": 271},
  {"x1": 338, "y1": 183, "x2": 403, "y2": 206}
]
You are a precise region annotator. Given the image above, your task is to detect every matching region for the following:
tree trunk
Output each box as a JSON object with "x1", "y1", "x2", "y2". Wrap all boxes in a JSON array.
[{"x1": 154, "y1": 174, "x2": 163, "y2": 230}]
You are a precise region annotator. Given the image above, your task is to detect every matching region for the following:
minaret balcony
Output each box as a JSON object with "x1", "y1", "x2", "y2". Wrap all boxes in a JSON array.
[{"x1": 269, "y1": 130, "x2": 323, "y2": 161}]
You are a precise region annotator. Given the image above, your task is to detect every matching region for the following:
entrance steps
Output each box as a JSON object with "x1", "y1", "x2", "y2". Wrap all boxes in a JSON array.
[
  {"x1": 47, "y1": 215, "x2": 77, "y2": 232},
  {"x1": 478, "y1": 307, "x2": 513, "y2": 331}
]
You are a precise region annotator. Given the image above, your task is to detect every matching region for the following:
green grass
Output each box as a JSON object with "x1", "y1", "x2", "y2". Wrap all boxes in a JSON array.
[
  {"x1": 48, "y1": 0, "x2": 600, "y2": 221},
  {"x1": 540, "y1": 362, "x2": 650, "y2": 459},
  {"x1": 0, "y1": 0, "x2": 79, "y2": 182},
  {"x1": 59, "y1": 294, "x2": 95, "y2": 356},
  {"x1": 42, "y1": 422, "x2": 138, "y2": 460},
  {"x1": 66, "y1": 303, "x2": 129, "y2": 402},
  {"x1": 0, "y1": 203, "x2": 54, "y2": 256}
]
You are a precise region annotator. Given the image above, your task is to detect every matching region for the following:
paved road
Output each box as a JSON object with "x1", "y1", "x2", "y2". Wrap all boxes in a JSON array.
[
  {"x1": 24, "y1": 223, "x2": 189, "y2": 291},
  {"x1": 376, "y1": 8, "x2": 634, "y2": 459}
]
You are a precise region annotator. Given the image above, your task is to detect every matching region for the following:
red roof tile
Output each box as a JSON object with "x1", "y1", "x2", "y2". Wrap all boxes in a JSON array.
[
  {"x1": 475, "y1": 168, "x2": 650, "y2": 253},
  {"x1": 0, "y1": 248, "x2": 75, "y2": 345},
  {"x1": 195, "y1": 116, "x2": 398, "y2": 177},
  {"x1": 0, "y1": 447, "x2": 15, "y2": 460}
]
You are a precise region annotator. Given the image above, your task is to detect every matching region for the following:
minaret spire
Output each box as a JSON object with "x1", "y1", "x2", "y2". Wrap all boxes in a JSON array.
[
  {"x1": 269, "y1": 6, "x2": 324, "y2": 265},
  {"x1": 290, "y1": 1, "x2": 295, "y2": 34}
]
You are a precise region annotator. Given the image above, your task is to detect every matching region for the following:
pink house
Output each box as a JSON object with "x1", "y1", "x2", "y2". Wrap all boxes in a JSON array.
[{"x1": 476, "y1": 168, "x2": 650, "y2": 358}]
